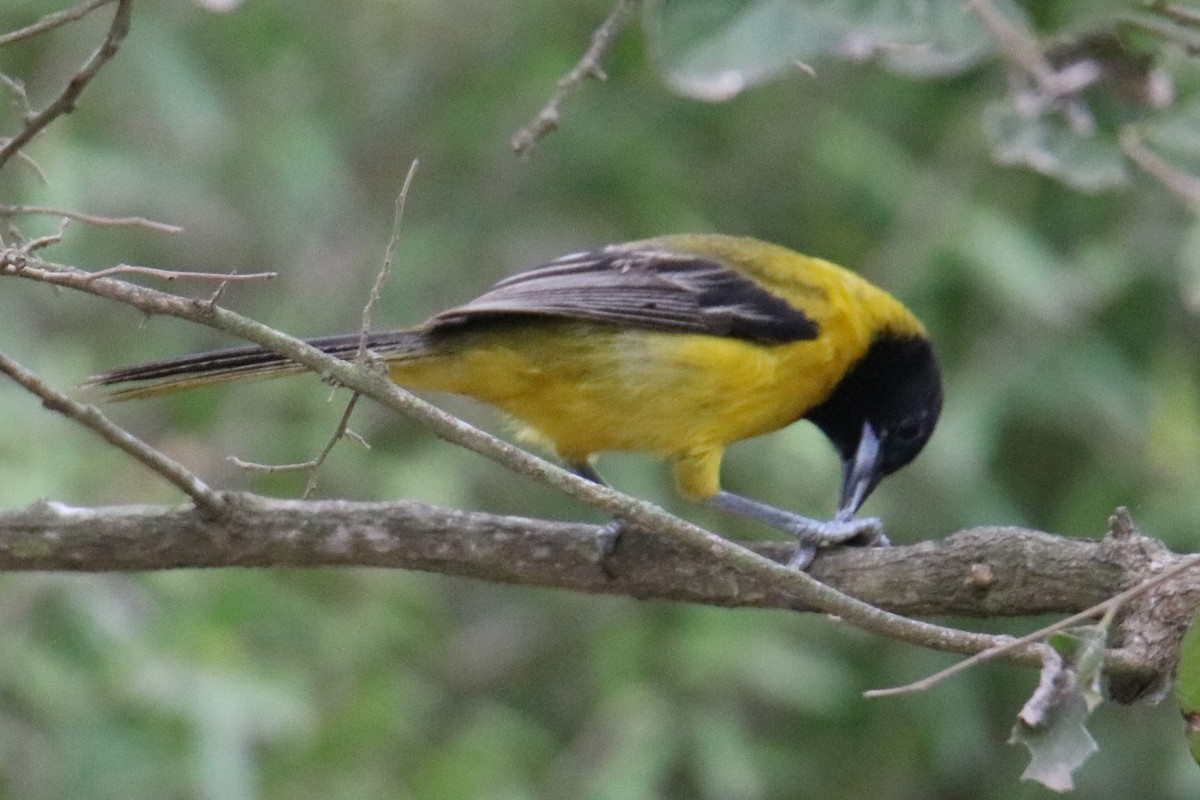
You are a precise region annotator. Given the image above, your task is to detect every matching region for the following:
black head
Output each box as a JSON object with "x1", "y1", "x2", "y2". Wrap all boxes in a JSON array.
[{"x1": 804, "y1": 334, "x2": 942, "y2": 518}]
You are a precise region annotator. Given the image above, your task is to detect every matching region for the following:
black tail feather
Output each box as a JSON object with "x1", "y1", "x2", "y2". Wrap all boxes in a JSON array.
[{"x1": 84, "y1": 329, "x2": 427, "y2": 400}]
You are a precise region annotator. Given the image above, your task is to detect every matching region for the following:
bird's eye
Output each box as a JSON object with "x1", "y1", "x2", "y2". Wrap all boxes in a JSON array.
[{"x1": 895, "y1": 418, "x2": 923, "y2": 444}]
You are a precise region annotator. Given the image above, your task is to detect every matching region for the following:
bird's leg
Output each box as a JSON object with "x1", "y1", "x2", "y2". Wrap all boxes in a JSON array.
[
  {"x1": 569, "y1": 461, "x2": 626, "y2": 567},
  {"x1": 705, "y1": 490, "x2": 887, "y2": 570}
]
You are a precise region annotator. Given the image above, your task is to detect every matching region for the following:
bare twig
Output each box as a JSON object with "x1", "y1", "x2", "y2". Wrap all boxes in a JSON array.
[
  {"x1": 966, "y1": 0, "x2": 1099, "y2": 98},
  {"x1": 511, "y1": 0, "x2": 637, "y2": 155},
  {"x1": 0, "y1": 349, "x2": 226, "y2": 514},
  {"x1": 0, "y1": 73, "x2": 34, "y2": 117},
  {"x1": 0, "y1": 0, "x2": 133, "y2": 172},
  {"x1": 1120, "y1": 126, "x2": 1200, "y2": 207},
  {"x1": 358, "y1": 159, "x2": 418, "y2": 356},
  {"x1": 0, "y1": 0, "x2": 116, "y2": 47},
  {"x1": 228, "y1": 393, "x2": 369, "y2": 498},
  {"x1": 300, "y1": 394, "x2": 366, "y2": 498},
  {"x1": 2, "y1": 253, "x2": 1009, "y2": 663},
  {"x1": 21, "y1": 218, "x2": 70, "y2": 253},
  {"x1": 234, "y1": 160, "x2": 419, "y2": 490},
  {"x1": 9, "y1": 150, "x2": 48, "y2": 184},
  {"x1": 82, "y1": 264, "x2": 275, "y2": 283},
  {"x1": 865, "y1": 553, "x2": 1200, "y2": 698},
  {"x1": 1148, "y1": 1, "x2": 1200, "y2": 30},
  {"x1": 0, "y1": 205, "x2": 182, "y2": 234},
  {"x1": 1120, "y1": 13, "x2": 1200, "y2": 58}
]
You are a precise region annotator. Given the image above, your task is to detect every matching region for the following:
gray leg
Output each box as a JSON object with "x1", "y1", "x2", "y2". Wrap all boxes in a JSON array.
[
  {"x1": 570, "y1": 462, "x2": 625, "y2": 567},
  {"x1": 705, "y1": 490, "x2": 887, "y2": 570}
]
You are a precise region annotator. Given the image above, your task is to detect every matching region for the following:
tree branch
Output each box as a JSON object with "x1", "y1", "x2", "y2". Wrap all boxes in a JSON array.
[
  {"x1": 0, "y1": 498, "x2": 1136, "y2": 614},
  {"x1": 0, "y1": 349, "x2": 227, "y2": 514},
  {"x1": 511, "y1": 0, "x2": 637, "y2": 155},
  {"x1": 0, "y1": 0, "x2": 132, "y2": 172},
  {"x1": 0, "y1": 205, "x2": 183, "y2": 234},
  {"x1": 0, "y1": 497, "x2": 1183, "y2": 694}
]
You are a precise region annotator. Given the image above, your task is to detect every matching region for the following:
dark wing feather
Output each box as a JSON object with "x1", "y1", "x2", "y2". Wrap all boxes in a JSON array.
[{"x1": 428, "y1": 248, "x2": 818, "y2": 344}]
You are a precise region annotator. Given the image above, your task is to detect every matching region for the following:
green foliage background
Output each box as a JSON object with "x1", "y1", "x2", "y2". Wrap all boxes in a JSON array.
[{"x1": 2, "y1": 0, "x2": 1200, "y2": 797}]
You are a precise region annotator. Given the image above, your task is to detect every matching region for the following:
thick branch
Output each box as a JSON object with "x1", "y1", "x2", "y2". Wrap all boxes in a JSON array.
[
  {"x1": 2, "y1": 496, "x2": 1182, "y2": 696},
  {"x1": 0, "y1": 497, "x2": 1148, "y2": 611}
]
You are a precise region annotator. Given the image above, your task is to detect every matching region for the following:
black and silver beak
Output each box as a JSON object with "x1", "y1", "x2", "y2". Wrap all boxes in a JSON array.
[{"x1": 835, "y1": 421, "x2": 883, "y2": 522}]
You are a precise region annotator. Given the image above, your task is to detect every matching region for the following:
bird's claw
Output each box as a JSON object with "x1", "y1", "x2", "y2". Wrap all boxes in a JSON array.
[
  {"x1": 596, "y1": 518, "x2": 626, "y2": 579},
  {"x1": 786, "y1": 516, "x2": 889, "y2": 570}
]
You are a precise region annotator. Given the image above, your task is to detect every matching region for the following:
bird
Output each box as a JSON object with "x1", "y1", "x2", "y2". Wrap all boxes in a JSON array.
[{"x1": 85, "y1": 234, "x2": 942, "y2": 568}]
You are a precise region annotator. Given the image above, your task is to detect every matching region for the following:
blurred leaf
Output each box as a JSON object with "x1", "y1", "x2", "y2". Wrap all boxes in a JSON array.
[
  {"x1": 672, "y1": 614, "x2": 852, "y2": 714},
  {"x1": 133, "y1": 659, "x2": 313, "y2": 800},
  {"x1": 1144, "y1": 97, "x2": 1200, "y2": 167},
  {"x1": 1179, "y1": 219, "x2": 1200, "y2": 314},
  {"x1": 409, "y1": 701, "x2": 553, "y2": 800},
  {"x1": 1175, "y1": 608, "x2": 1200, "y2": 765},
  {"x1": 689, "y1": 706, "x2": 764, "y2": 800},
  {"x1": 1009, "y1": 640, "x2": 1102, "y2": 792},
  {"x1": 954, "y1": 203, "x2": 1079, "y2": 323},
  {"x1": 1147, "y1": 346, "x2": 1200, "y2": 480},
  {"x1": 1048, "y1": 624, "x2": 1108, "y2": 712},
  {"x1": 1129, "y1": 97, "x2": 1200, "y2": 206},
  {"x1": 565, "y1": 687, "x2": 679, "y2": 800},
  {"x1": 982, "y1": 99, "x2": 1128, "y2": 192},
  {"x1": 645, "y1": 0, "x2": 1007, "y2": 101}
]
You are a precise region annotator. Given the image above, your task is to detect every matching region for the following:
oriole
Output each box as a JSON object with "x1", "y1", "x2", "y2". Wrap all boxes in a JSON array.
[{"x1": 87, "y1": 234, "x2": 942, "y2": 567}]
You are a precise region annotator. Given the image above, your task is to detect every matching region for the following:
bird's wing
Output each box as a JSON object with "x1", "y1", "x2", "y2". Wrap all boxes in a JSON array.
[{"x1": 428, "y1": 247, "x2": 818, "y2": 343}]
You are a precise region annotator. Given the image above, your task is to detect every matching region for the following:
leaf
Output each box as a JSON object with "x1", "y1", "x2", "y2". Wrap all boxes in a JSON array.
[
  {"x1": 982, "y1": 99, "x2": 1128, "y2": 192},
  {"x1": 1174, "y1": 607, "x2": 1200, "y2": 764},
  {"x1": 1049, "y1": 623, "x2": 1108, "y2": 711},
  {"x1": 645, "y1": 0, "x2": 1016, "y2": 102},
  {"x1": 1009, "y1": 647, "x2": 1100, "y2": 793},
  {"x1": 1131, "y1": 97, "x2": 1200, "y2": 202}
]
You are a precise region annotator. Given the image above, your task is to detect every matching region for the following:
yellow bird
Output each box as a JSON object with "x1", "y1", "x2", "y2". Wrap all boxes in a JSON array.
[{"x1": 87, "y1": 234, "x2": 942, "y2": 567}]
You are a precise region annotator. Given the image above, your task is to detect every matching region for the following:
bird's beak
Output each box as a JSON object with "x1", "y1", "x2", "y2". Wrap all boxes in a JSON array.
[{"x1": 836, "y1": 421, "x2": 883, "y2": 522}]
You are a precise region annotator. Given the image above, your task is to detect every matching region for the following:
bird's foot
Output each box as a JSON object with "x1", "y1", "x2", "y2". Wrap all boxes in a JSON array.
[
  {"x1": 596, "y1": 518, "x2": 627, "y2": 579},
  {"x1": 787, "y1": 516, "x2": 888, "y2": 570}
]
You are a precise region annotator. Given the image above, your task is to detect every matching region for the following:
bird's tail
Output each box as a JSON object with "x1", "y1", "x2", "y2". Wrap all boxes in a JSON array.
[{"x1": 83, "y1": 329, "x2": 430, "y2": 401}]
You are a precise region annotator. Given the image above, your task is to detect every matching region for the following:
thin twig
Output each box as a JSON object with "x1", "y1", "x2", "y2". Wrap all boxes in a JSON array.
[
  {"x1": 1120, "y1": 13, "x2": 1200, "y2": 58},
  {"x1": 358, "y1": 159, "x2": 418, "y2": 358},
  {"x1": 0, "y1": 73, "x2": 34, "y2": 116},
  {"x1": 301, "y1": 394, "x2": 367, "y2": 498},
  {"x1": 865, "y1": 553, "x2": 1200, "y2": 698},
  {"x1": 966, "y1": 0, "x2": 1099, "y2": 98},
  {"x1": 0, "y1": 0, "x2": 116, "y2": 47},
  {"x1": 4, "y1": 253, "x2": 1011, "y2": 664},
  {"x1": 228, "y1": 393, "x2": 369, "y2": 498},
  {"x1": 0, "y1": 349, "x2": 226, "y2": 514},
  {"x1": 83, "y1": 264, "x2": 275, "y2": 283},
  {"x1": 511, "y1": 0, "x2": 637, "y2": 155},
  {"x1": 0, "y1": 205, "x2": 183, "y2": 234},
  {"x1": 235, "y1": 160, "x2": 419, "y2": 490},
  {"x1": 1149, "y1": 1, "x2": 1200, "y2": 29},
  {"x1": 21, "y1": 218, "x2": 70, "y2": 253},
  {"x1": 0, "y1": 0, "x2": 132, "y2": 172},
  {"x1": 214, "y1": 165, "x2": 419, "y2": 486},
  {"x1": 1120, "y1": 125, "x2": 1200, "y2": 207},
  {"x1": 10, "y1": 151, "x2": 48, "y2": 183}
]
